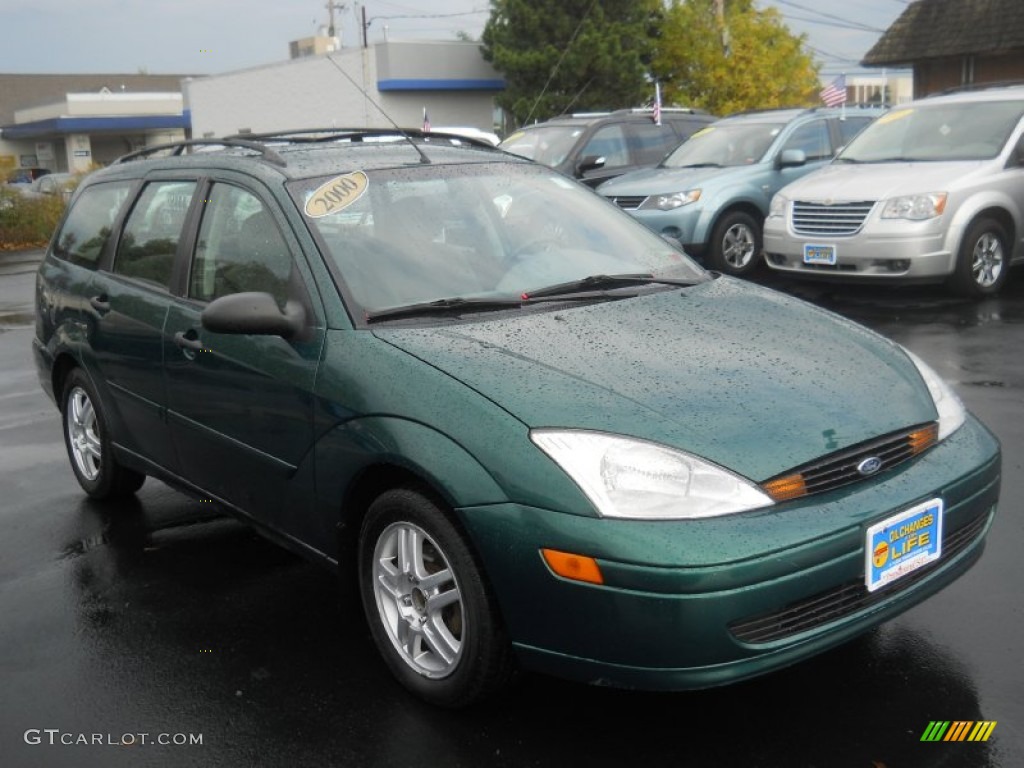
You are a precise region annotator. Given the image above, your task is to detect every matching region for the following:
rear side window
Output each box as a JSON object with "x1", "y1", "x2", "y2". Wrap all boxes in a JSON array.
[
  {"x1": 53, "y1": 182, "x2": 133, "y2": 269},
  {"x1": 114, "y1": 181, "x2": 196, "y2": 289}
]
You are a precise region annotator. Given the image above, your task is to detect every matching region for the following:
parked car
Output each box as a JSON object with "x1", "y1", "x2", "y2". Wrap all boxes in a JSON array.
[
  {"x1": 763, "y1": 85, "x2": 1024, "y2": 296},
  {"x1": 598, "y1": 107, "x2": 883, "y2": 275},
  {"x1": 5, "y1": 166, "x2": 52, "y2": 185},
  {"x1": 499, "y1": 108, "x2": 715, "y2": 187},
  {"x1": 21, "y1": 172, "x2": 76, "y2": 201},
  {"x1": 34, "y1": 129, "x2": 1000, "y2": 707}
]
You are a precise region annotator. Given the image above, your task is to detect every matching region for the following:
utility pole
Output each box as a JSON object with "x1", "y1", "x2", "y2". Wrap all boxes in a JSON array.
[
  {"x1": 713, "y1": 0, "x2": 730, "y2": 57},
  {"x1": 326, "y1": 0, "x2": 346, "y2": 40}
]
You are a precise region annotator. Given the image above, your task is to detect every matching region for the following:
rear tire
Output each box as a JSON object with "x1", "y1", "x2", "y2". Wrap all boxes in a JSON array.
[
  {"x1": 948, "y1": 217, "x2": 1009, "y2": 297},
  {"x1": 358, "y1": 487, "x2": 514, "y2": 707},
  {"x1": 708, "y1": 210, "x2": 763, "y2": 276},
  {"x1": 61, "y1": 368, "x2": 145, "y2": 499}
]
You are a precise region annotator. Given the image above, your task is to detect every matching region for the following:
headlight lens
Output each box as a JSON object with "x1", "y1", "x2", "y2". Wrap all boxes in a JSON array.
[
  {"x1": 881, "y1": 193, "x2": 947, "y2": 220},
  {"x1": 530, "y1": 430, "x2": 773, "y2": 519},
  {"x1": 641, "y1": 189, "x2": 701, "y2": 211},
  {"x1": 902, "y1": 348, "x2": 966, "y2": 440},
  {"x1": 768, "y1": 193, "x2": 788, "y2": 217}
]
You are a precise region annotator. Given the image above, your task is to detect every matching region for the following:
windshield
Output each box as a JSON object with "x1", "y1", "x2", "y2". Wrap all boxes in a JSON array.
[
  {"x1": 662, "y1": 122, "x2": 784, "y2": 168},
  {"x1": 839, "y1": 101, "x2": 1024, "y2": 162},
  {"x1": 289, "y1": 162, "x2": 704, "y2": 318},
  {"x1": 499, "y1": 125, "x2": 585, "y2": 167}
]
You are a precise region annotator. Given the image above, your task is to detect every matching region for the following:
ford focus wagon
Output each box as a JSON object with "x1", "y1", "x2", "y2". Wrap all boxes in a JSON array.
[{"x1": 34, "y1": 130, "x2": 1000, "y2": 707}]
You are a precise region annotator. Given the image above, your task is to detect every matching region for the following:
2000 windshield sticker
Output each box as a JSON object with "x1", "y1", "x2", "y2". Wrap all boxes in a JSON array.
[{"x1": 304, "y1": 171, "x2": 369, "y2": 218}]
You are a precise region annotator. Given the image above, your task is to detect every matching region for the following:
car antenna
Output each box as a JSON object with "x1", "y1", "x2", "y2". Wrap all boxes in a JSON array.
[{"x1": 325, "y1": 55, "x2": 431, "y2": 164}]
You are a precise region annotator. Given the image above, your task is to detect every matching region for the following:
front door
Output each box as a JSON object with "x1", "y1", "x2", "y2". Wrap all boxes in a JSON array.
[{"x1": 163, "y1": 181, "x2": 325, "y2": 546}]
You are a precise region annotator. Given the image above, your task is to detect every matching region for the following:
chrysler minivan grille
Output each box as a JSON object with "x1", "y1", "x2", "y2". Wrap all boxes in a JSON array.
[{"x1": 792, "y1": 200, "x2": 875, "y2": 236}]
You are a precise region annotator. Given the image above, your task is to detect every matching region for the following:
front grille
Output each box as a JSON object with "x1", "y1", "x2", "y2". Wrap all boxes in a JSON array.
[
  {"x1": 792, "y1": 200, "x2": 875, "y2": 236},
  {"x1": 762, "y1": 423, "x2": 938, "y2": 502},
  {"x1": 607, "y1": 195, "x2": 648, "y2": 211},
  {"x1": 729, "y1": 507, "x2": 991, "y2": 644}
]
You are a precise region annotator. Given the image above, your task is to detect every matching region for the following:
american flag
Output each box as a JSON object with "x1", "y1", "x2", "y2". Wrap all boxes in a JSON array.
[
  {"x1": 422, "y1": 107, "x2": 431, "y2": 133},
  {"x1": 819, "y1": 74, "x2": 847, "y2": 107},
  {"x1": 653, "y1": 82, "x2": 662, "y2": 126}
]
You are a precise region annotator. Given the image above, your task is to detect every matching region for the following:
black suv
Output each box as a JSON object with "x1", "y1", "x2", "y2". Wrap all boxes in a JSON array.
[{"x1": 499, "y1": 108, "x2": 715, "y2": 187}]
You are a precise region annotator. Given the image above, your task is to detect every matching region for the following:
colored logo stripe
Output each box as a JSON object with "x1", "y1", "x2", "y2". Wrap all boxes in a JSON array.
[{"x1": 920, "y1": 721, "x2": 997, "y2": 742}]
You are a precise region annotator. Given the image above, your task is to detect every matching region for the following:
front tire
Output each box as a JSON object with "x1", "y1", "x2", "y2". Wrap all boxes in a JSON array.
[
  {"x1": 358, "y1": 488, "x2": 514, "y2": 707},
  {"x1": 61, "y1": 368, "x2": 145, "y2": 499},
  {"x1": 948, "y1": 217, "x2": 1009, "y2": 297},
  {"x1": 708, "y1": 210, "x2": 763, "y2": 276}
]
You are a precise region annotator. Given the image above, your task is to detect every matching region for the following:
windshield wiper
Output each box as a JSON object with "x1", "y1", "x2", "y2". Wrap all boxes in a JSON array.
[
  {"x1": 366, "y1": 296, "x2": 523, "y2": 323},
  {"x1": 669, "y1": 162, "x2": 723, "y2": 169},
  {"x1": 522, "y1": 273, "x2": 702, "y2": 300}
]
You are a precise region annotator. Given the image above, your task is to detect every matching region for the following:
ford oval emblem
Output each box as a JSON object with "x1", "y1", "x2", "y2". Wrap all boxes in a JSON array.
[{"x1": 857, "y1": 457, "x2": 883, "y2": 476}]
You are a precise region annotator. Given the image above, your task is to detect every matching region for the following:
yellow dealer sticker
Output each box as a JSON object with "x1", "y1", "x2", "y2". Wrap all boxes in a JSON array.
[
  {"x1": 877, "y1": 108, "x2": 913, "y2": 125},
  {"x1": 690, "y1": 126, "x2": 715, "y2": 139},
  {"x1": 304, "y1": 171, "x2": 369, "y2": 218}
]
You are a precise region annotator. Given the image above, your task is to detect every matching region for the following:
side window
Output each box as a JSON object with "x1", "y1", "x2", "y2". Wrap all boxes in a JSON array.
[
  {"x1": 189, "y1": 184, "x2": 292, "y2": 309},
  {"x1": 837, "y1": 117, "x2": 872, "y2": 148},
  {"x1": 114, "y1": 181, "x2": 196, "y2": 289},
  {"x1": 579, "y1": 124, "x2": 630, "y2": 168},
  {"x1": 782, "y1": 120, "x2": 832, "y2": 162},
  {"x1": 52, "y1": 181, "x2": 133, "y2": 269},
  {"x1": 627, "y1": 123, "x2": 682, "y2": 165}
]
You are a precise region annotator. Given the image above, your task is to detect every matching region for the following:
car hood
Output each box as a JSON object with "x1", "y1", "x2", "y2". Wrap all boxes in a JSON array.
[
  {"x1": 781, "y1": 160, "x2": 988, "y2": 201},
  {"x1": 599, "y1": 165, "x2": 759, "y2": 196},
  {"x1": 374, "y1": 278, "x2": 935, "y2": 481}
]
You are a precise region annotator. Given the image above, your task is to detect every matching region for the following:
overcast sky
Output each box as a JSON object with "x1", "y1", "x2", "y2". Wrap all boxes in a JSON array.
[{"x1": 2, "y1": 0, "x2": 910, "y2": 77}]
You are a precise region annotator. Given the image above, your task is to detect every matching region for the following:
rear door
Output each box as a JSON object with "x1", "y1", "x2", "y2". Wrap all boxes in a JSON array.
[
  {"x1": 88, "y1": 178, "x2": 199, "y2": 472},
  {"x1": 163, "y1": 178, "x2": 326, "y2": 545}
]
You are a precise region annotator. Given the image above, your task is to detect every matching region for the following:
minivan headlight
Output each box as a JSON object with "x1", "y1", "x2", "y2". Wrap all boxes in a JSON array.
[
  {"x1": 641, "y1": 190, "x2": 701, "y2": 211},
  {"x1": 902, "y1": 348, "x2": 966, "y2": 440},
  {"x1": 881, "y1": 193, "x2": 947, "y2": 221},
  {"x1": 530, "y1": 430, "x2": 773, "y2": 519},
  {"x1": 769, "y1": 193, "x2": 788, "y2": 217}
]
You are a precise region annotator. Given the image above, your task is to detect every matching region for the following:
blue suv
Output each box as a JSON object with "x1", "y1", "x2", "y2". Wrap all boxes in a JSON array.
[{"x1": 598, "y1": 107, "x2": 884, "y2": 276}]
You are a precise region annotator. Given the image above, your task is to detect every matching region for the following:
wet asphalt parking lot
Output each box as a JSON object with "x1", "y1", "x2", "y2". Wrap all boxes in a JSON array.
[{"x1": 1, "y1": 249, "x2": 1021, "y2": 768}]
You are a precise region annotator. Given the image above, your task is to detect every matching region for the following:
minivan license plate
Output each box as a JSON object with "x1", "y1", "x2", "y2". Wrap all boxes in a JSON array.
[
  {"x1": 865, "y1": 498, "x2": 943, "y2": 592},
  {"x1": 803, "y1": 244, "x2": 836, "y2": 265}
]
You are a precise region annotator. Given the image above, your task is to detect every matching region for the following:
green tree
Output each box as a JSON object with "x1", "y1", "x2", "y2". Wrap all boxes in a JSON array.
[
  {"x1": 653, "y1": 0, "x2": 819, "y2": 116},
  {"x1": 482, "y1": 0, "x2": 664, "y2": 128}
]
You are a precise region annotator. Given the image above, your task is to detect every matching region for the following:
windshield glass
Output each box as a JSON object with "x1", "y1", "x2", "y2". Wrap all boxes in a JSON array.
[
  {"x1": 499, "y1": 125, "x2": 585, "y2": 166},
  {"x1": 289, "y1": 162, "x2": 704, "y2": 318},
  {"x1": 662, "y1": 122, "x2": 784, "y2": 168},
  {"x1": 839, "y1": 101, "x2": 1024, "y2": 162}
]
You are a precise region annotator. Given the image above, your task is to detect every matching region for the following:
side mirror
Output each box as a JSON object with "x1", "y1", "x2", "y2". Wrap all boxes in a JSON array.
[
  {"x1": 576, "y1": 155, "x2": 607, "y2": 175},
  {"x1": 201, "y1": 292, "x2": 305, "y2": 339},
  {"x1": 777, "y1": 149, "x2": 807, "y2": 168}
]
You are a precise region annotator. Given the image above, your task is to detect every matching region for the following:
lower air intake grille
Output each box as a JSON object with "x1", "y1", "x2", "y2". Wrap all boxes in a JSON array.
[{"x1": 729, "y1": 508, "x2": 990, "y2": 645}]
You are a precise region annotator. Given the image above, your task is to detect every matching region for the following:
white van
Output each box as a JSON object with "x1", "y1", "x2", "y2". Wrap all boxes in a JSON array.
[{"x1": 763, "y1": 85, "x2": 1024, "y2": 296}]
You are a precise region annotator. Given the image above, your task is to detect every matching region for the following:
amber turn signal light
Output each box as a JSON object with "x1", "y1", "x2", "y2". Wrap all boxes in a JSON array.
[{"x1": 541, "y1": 548, "x2": 604, "y2": 585}]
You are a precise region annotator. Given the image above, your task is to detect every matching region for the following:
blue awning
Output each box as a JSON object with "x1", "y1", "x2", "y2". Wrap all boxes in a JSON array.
[
  {"x1": 1, "y1": 111, "x2": 191, "y2": 140},
  {"x1": 377, "y1": 78, "x2": 505, "y2": 92}
]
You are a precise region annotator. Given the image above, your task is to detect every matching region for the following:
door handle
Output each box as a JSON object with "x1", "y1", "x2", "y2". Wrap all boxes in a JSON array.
[
  {"x1": 89, "y1": 295, "x2": 111, "y2": 313},
  {"x1": 173, "y1": 330, "x2": 206, "y2": 353}
]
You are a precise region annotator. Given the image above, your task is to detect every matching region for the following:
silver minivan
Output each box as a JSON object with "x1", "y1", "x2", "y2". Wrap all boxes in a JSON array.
[{"x1": 763, "y1": 85, "x2": 1024, "y2": 296}]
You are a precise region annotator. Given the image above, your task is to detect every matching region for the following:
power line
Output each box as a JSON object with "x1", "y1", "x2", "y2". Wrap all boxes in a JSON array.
[{"x1": 771, "y1": 0, "x2": 886, "y2": 33}]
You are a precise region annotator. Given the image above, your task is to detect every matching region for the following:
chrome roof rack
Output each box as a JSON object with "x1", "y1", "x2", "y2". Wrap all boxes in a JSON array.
[{"x1": 115, "y1": 138, "x2": 287, "y2": 167}]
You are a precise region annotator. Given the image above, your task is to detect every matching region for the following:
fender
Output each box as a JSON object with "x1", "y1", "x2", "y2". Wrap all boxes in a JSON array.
[{"x1": 943, "y1": 184, "x2": 1024, "y2": 262}]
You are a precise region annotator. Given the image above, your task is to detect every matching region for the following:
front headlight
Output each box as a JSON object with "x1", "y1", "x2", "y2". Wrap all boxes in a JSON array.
[
  {"x1": 881, "y1": 193, "x2": 947, "y2": 221},
  {"x1": 902, "y1": 348, "x2": 966, "y2": 440},
  {"x1": 768, "y1": 193, "x2": 788, "y2": 217},
  {"x1": 641, "y1": 189, "x2": 701, "y2": 211},
  {"x1": 530, "y1": 430, "x2": 773, "y2": 520}
]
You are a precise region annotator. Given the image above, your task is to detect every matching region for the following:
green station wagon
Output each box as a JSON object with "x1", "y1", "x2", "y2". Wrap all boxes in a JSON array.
[{"x1": 33, "y1": 130, "x2": 1000, "y2": 707}]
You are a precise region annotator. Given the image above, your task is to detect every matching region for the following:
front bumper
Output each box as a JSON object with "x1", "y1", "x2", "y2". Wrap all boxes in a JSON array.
[
  {"x1": 763, "y1": 218, "x2": 959, "y2": 281},
  {"x1": 457, "y1": 415, "x2": 1000, "y2": 689}
]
